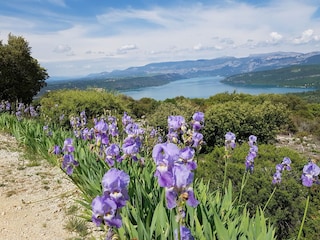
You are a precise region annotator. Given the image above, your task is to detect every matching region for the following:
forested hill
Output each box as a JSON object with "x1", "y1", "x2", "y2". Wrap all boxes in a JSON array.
[
  {"x1": 37, "y1": 73, "x2": 184, "y2": 96},
  {"x1": 221, "y1": 64, "x2": 320, "y2": 88}
]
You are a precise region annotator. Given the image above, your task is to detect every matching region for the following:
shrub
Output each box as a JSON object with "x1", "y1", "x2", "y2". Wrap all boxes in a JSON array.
[
  {"x1": 202, "y1": 101, "x2": 290, "y2": 151},
  {"x1": 39, "y1": 89, "x2": 128, "y2": 127}
]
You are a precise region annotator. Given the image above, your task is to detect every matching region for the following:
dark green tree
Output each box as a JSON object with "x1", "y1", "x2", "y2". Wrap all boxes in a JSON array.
[{"x1": 0, "y1": 34, "x2": 48, "y2": 104}]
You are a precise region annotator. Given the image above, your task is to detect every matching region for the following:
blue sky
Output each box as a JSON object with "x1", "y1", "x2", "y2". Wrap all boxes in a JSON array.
[{"x1": 1, "y1": 0, "x2": 320, "y2": 77}]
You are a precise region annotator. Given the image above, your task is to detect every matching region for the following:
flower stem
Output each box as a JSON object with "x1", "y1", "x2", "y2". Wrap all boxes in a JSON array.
[
  {"x1": 222, "y1": 155, "x2": 228, "y2": 189},
  {"x1": 297, "y1": 194, "x2": 310, "y2": 240},
  {"x1": 238, "y1": 171, "x2": 249, "y2": 204},
  {"x1": 263, "y1": 186, "x2": 277, "y2": 212}
]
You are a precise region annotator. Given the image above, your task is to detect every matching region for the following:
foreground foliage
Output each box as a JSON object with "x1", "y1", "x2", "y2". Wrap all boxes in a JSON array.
[
  {"x1": 0, "y1": 112, "x2": 276, "y2": 239},
  {"x1": 1, "y1": 89, "x2": 320, "y2": 239}
]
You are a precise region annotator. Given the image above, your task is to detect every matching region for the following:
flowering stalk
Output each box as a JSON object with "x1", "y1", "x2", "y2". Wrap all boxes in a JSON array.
[
  {"x1": 264, "y1": 157, "x2": 292, "y2": 211},
  {"x1": 297, "y1": 160, "x2": 320, "y2": 239},
  {"x1": 53, "y1": 138, "x2": 79, "y2": 175},
  {"x1": 245, "y1": 135, "x2": 258, "y2": 173},
  {"x1": 297, "y1": 194, "x2": 310, "y2": 240},
  {"x1": 91, "y1": 168, "x2": 130, "y2": 239},
  {"x1": 153, "y1": 113, "x2": 203, "y2": 240},
  {"x1": 223, "y1": 132, "x2": 236, "y2": 188}
]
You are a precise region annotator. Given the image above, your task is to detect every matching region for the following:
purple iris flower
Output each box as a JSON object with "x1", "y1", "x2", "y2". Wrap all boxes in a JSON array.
[
  {"x1": 5, "y1": 101, "x2": 11, "y2": 111},
  {"x1": 81, "y1": 127, "x2": 94, "y2": 140},
  {"x1": 62, "y1": 138, "x2": 75, "y2": 153},
  {"x1": 29, "y1": 106, "x2": 38, "y2": 117},
  {"x1": 102, "y1": 168, "x2": 130, "y2": 208},
  {"x1": 122, "y1": 112, "x2": 133, "y2": 126},
  {"x1": 245, "y1": 135, "x2": 258, "y2": 173},
  {"x1": 174, "y1": 226, "x2": 194, "y2": 240},
  {"x1": 152, "y1": 143, "x2": 180, "y2": 167},
  {"x1": 191, "y1": 112, "x2": 204, "y2": 131},
  {"x1": 164, "y1": 164, "x2": 199, "y2": 209},
  {"x1": 152, "y1": 143, "x2": 179, "y2": 187},
  {"x1": 191, "y1": 121, "x2": 202, "y2": 131},
  {"x1": 167, "y1": 130, "x2": 179, "y2": 144},
  {"x1": 192, "y1": 112, "x2": 204, "y2": 122},
  {"x1": 150, "y1": 128, "x2": 157, "y2": 138},
  {"x1": 53, "y1": 145, "x2": 61, "y2": 155},
  {"x1": 125, "y1": 122, "x2": 144, "y2": 136},
  {"x1": 281, "y1": 157, "x2": 292, "y2": 171},
  {"x1": 272, "y1": 171, "x2": 282, "y2": 184},
  {"x1": 95, "y1": 133, "x2": 109, "y2": 146},
  {"x1": 168, "y1": 115, "x2": 186, "y2": 131},
  {"x1": 15, "y1": 111, "x2": 22, "y2": 120},
  {"x1": 105, "y1": 143, "x2": 122, "y2": 166},
  {"x1": 62, "y1": 154, "x2": 79, "y2": 175},
  {"x1": 179, "y1": 147, "x2": 197, "y2": 170},
  {"x1": 60, "y1": 138, "x2": 79, "y2": 175},
  {"x1": 225, "y1": 132, "x2": 236, "y2": 149},
  {"x1": 94, "y1": 119, "x2": 108, "y2": 133},
  {"x1": 122, "y1": 136, "x2": 141, "y2": 156},
  {"x1": 91, "y1": 195, "x2": 122, "y2": 228},
  {"x1": 191, "y1": 132, "x2": 203, "y2": 148},
  {"x1": 249, "y1": 135, "x2": 257, "y2": 144},
  {"x1": 301, "y1": 161, "x2": 320, "y2": 187},
  {"x1": 108, "y1": 122, "x2": 119, "y2": 137}
]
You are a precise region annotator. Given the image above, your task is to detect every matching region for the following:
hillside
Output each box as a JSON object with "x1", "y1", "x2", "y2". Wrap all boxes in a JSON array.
[
  {"x1": 38, "y1": 51, "x2": 320, "y2": 97},
  {"x1": 221, "y1": 64, "x2": 320, "y2": 88}
]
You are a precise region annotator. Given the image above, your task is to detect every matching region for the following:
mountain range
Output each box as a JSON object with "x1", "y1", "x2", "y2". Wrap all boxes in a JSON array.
[
  {"x1": 42, "y1": 51, "x2": 320, "y2": 96},
  {"x1": 83, "y1": 51, "x2": 320, "y2": 80}
]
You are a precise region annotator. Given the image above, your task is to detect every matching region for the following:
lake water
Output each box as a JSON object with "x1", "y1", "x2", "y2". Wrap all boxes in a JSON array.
[{"x1": 120, "y1": 76, "x2": 314, "y2": 100}]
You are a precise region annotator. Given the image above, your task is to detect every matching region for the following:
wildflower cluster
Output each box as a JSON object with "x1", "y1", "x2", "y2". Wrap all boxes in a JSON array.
[
  {"x1": 0, "y1": 101, "x2": 39, "y2": 119},
  {"x1": 0, "y1": 100, "x2": 11, "y2": 112},
  {"x1": 301, "y1": 161, "x2": 320, "y2": 187},
  {"x1": 91, "y1": 168, "x2": 130, "y2": 238},
  {"x1": 53, "y1": 138, "x2": 79, "y2": 175},
  {"x1": 167, "y1": 112, "x2": 204, "y2": 149},
  {"x1": 153, "y1": 112, "x2": 204, "y2": 239},
  {"x1": 70, "y1": 110, "x2": 90, "y2": 138},
  {"x1": 272, "y1": 157, "x2": 292, "y2": 184},
  {"x1": 245, "y1": 135, "x2": 258, "y2": 173}
]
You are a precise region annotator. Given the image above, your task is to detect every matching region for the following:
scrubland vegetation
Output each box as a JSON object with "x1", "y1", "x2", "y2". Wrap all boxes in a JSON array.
[{"x1": 1, "y1": 89, "x2": 320, "y2": 239}]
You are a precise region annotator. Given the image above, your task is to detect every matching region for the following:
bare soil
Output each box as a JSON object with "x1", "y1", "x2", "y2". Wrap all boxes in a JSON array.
[{"x1": 0, "y1": 133, "x2": 103, "y2": 240}]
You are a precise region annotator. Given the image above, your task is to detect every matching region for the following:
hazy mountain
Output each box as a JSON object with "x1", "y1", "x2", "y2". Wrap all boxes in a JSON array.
[
  {"x1": 39, "y1": 51, "x2": 320, "y2": 97},
  {"x1": 85, "y1": 51, "x2": 320, "y2": 80}
]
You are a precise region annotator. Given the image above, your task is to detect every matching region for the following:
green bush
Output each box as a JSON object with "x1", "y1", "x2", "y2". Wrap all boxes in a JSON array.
[
  {"x1": 39, "y1": 89, "x2": 128, "y2": 126},
  {"x1": 202, "y1": 101, "x2": 290, "y2": 150},
  {"x1": 197, "y1": 143, "x2": 320, "y2": 239}
]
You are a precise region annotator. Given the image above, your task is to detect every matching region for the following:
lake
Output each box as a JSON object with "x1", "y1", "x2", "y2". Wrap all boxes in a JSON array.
[{"x1": 120, "y1": 76, "x2": 314, "y2": 100}]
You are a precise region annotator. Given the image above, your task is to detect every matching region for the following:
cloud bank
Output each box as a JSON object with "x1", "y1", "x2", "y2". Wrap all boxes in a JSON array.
[{"x1": 0, "y1": 0, "x2": 319, "y2": 76}]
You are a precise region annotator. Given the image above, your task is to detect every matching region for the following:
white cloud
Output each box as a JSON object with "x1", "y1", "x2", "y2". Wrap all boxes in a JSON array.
[
  {"x1": 293, "y1": 29, "x2": 320, "y2": 44},
  {"x1": 53, "y1": 44, "x2": 72, "y2": 53},
  {"x1": 269, "y1": 32, "x2": 283, "y2": 43},
  {"x1": 2, "y1": 0, "x2": 320, "y2": 76},
  {"x1": 193, "y1": 43, "x2": 203, "y2": 50},
  {"x1": 118, "y1": 44, "x2": 137, "y2": 51}
]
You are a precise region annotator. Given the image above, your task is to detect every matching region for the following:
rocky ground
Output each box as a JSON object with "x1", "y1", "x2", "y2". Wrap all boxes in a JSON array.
[
  {"x1": 276, "y1": 134, "x2": 320, "y2": 161},
  {"x1": 0, "y1": 133, "x2": 104, "y2": 240}
]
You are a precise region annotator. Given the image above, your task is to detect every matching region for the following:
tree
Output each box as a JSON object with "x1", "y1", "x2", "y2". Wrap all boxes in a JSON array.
[{"x1": 0, "y1": 34, "x2": 48, "y2": 104}]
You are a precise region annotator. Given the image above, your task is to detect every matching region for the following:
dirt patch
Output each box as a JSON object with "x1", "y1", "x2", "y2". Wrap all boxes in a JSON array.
[
  {"x1": 276, "y1": 134, "x2": 320, "y2": 161},
  {"x1": 0, "y1": 133, "x2": 104, "y2": 240}
]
